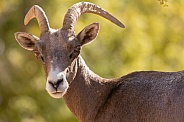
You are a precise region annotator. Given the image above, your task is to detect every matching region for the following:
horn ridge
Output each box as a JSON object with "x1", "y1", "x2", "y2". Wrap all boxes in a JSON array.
[
  {"x1": 62, "y1": 2, "x2": 125, "y2": 31},
  {"x1": 24, "y1": 5, "x2": 50, "y2": 33}
]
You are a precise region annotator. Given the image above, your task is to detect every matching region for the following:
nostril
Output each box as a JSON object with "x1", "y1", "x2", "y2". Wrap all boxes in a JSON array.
[
  {"x1": 48, "y1": 81, "x2": 54, "y2": 86},
  {"x1": 57, "y1": 79, "x2": 63, "y2": 86},
  {"x1": 48, "y1": 81, "x2": 57, "y2": 88}
]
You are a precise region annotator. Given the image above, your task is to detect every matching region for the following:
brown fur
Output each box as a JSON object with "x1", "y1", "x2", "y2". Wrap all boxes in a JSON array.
[
  {"x1": 64, "y1": 56, "x2": 184, "y2": 122},
  {"x1": 14, "y1": 3, "x2": 184, "y2": 122}
]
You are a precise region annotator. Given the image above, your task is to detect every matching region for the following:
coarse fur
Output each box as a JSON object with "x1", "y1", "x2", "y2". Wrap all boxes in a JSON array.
[
  {"x1": 15, "y1": 2, "x2": 184, "y2": 122},
  {"x1": 64, "y1": 56, "x2": 184, "y2": 122}
]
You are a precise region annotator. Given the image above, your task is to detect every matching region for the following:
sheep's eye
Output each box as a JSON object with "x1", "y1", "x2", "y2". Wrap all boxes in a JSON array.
[
  {"x1": 40, "y1": 56, "x2": 44, "y2": 62},
  {"x1": 69, "y1": 46, "x2": 81, "y2": 59}
]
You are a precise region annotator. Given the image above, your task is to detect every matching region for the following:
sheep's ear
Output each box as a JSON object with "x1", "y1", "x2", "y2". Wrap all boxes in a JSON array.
[
  {"x1": 14, "y1": 32, "x2": 39, "y2": 51},
  {"x1": 77, "y1": 23, "x2": 100, "y2": 46}
]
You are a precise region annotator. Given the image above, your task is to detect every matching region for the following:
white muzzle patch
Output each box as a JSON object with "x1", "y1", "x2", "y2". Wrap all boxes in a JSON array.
[{"x1": 46, "y1": 69, "x2": 69, "y2": 98}]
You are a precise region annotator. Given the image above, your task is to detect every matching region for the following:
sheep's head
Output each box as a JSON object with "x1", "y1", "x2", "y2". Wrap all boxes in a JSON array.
[{"x1": 14, "y1": 2, "x2": 124, "y2": 98}]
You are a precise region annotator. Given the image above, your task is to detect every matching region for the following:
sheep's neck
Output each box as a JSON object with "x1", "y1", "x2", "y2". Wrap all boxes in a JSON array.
[{"x1": 63, "y1": 56, "x2": 119, "y2": 121}]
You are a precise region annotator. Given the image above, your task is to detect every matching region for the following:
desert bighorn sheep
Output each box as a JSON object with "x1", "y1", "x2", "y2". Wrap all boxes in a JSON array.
[{"x1": 15, "y1": 2, "x2": 184, "y2": 122}]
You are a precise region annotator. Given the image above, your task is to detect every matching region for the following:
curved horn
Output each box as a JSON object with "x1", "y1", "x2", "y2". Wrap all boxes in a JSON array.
[
  {"x1": 62, "y1": 2, "x2": 125, "y2": 31},
  {"x1": 24, "y1": 5, "x2": 50, "y2": 33}
]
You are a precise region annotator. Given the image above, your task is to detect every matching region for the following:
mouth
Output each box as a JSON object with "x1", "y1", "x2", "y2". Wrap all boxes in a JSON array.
[{"x1": 48, "y1": 91, "x2": 66, "y2": 98}]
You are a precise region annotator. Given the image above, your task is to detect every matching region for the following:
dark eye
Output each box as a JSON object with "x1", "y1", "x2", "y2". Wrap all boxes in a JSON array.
[
  {"x1": 69, "y1": 46, "x2": 81, "y2": 59},
  {"x1": 69, "y1": 53, "x2": 73, "y2": 59},
  {"x1": 40, "y1": 55, "x2": 44, "y2": 62}
]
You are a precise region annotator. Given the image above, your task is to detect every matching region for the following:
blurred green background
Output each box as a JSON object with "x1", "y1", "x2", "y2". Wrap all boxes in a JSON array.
[{"x1": 0, "y1": 0, "x2": 184, "y2": 122}]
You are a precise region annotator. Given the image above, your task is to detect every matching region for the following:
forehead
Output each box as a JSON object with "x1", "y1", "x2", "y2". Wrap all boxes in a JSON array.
[{"x1": 39, "y1": 30, "x2": 76, "y2": 51}]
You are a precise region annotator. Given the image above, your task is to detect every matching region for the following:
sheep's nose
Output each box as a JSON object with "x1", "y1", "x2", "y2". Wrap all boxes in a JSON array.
[
  {"x1": 47, "y1": 71, "x2": 66, "y2": 90},
  {"x1": 48, "y1": 78, "x2": 63, "y2": 90}
]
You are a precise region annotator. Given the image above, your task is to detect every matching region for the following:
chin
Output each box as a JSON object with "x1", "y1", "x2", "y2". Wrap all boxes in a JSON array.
[{"x1": 48, "y1": 91, "x2": 66, "y2": 98}]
